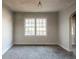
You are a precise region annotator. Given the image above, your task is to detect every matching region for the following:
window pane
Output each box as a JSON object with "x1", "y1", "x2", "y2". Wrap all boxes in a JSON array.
[
  {"x1": 36, "y1": 18, "x2": 47, "y2": 36},
  {"x1": 25, "y1": 18, "x2": 35, "y2": 35}
]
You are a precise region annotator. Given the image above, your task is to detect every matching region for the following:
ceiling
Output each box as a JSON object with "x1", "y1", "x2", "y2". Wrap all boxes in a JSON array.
[{"x1": 3, "y1": 0, "x2": 76, "y2": 12}]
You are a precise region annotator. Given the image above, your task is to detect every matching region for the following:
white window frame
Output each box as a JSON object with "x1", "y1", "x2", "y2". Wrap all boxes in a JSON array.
[
  {"x1": 24, "y1": 18, "x2": 35, "y2": 36},
  {"x1": 25, "y1": 18, "x2": 47, "y2": 36}
]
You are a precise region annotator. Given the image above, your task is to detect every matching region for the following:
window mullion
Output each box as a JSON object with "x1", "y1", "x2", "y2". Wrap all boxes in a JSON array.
[{"x1": 35, "y1": 18, "x2": 36, "y2": 36}]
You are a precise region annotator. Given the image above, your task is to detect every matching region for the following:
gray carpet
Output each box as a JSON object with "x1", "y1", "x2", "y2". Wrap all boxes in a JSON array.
[{"x1": 2, "y1": 45, "x2": 76, "y2": 59}]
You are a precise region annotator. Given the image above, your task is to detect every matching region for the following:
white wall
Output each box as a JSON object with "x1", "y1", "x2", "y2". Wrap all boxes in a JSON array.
[
  {"x1": 2, "y1": 5, "x2": 13, "y2": 55},
  {"x1": 13, "y1": 12, "x2": 58, "y2": 45},
  {"x1": 58, "y1": 4, "x2": 76, "y2": 51}
]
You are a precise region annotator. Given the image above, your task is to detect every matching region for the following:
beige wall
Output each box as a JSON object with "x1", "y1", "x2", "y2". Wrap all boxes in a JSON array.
[
  {"x1": 58, "y1": 4, "x2": 76, "y2": 51},
  {"x1": 2, "y1": 5, "x2": 13, "y2": 54},
  {"x1": 13, "y1": 12, "x2": 58, "y2": 44}
]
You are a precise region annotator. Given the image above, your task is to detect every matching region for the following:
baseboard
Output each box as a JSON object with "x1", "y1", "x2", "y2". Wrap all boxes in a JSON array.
[
  {"x1": 13, "y1": 43, "x2": 71, "y2": 52},
  {"x1": 58, "y1": 44, "x2": 72, "y2": 52},
  {"x1": 14, "y1": 43, "x2": 58, "y2": 46},
  {"x1": 2, "y1": 44, "x2": 13, "y2": 55}
]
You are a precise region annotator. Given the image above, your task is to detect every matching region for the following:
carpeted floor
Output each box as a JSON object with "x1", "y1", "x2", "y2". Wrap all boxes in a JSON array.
[{"x1": 2, "y1": 45, "x2": 76, "y2": 59}]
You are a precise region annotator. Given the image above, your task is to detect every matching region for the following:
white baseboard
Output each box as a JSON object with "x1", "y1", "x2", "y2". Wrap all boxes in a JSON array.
[
  {"x1": 14, "y1": 43, "x2": 58, "y2": 45},
  {"x1": 2, "y1": 44, "x2": 13, "y2": 55},
  {"x1": 58, "y1": 44, "x2": 72, "y2": 52}
]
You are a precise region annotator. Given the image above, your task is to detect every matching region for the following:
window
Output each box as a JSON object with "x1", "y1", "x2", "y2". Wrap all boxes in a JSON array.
[
  {"x1": 25, "y1": 18, "x2": 35, "y2": 35},
  {"x1": 36, "y1": 18, "x2": 47, "y2": 36},
  {"x1": 25, "y1": 18, "x2": 47, "y2": 36}
]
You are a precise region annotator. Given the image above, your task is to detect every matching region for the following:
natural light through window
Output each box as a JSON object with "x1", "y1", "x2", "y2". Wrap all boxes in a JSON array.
[
  {"x1": 25, "y1": 18, "x2": 47, "y2": 36},
  {"x1": 36, "y1": 18, "x2": 47, "y2": 36},
  {"x1": 25, "y1": 18, "x2": 35, "y2": 35}
]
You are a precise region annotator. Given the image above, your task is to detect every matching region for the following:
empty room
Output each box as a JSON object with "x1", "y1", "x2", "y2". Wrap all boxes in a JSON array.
[{"x1": 2, "y1": 0, "x2": 76, "y2": 59}]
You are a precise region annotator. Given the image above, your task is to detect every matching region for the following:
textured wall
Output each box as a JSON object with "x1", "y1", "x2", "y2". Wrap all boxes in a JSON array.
[
  {"x1": 2, "y1": 5, "x2": 13, "y2": 55},
  {"x1": 13, "y1": 12, "x2": 58, "y2": 44}
]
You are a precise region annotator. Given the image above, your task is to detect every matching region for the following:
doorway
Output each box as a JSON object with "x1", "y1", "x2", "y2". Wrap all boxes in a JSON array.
[{"x1": 70, "y1": 12, "x2": 76, "y2": 55}]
